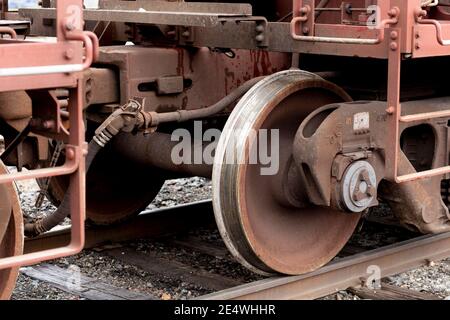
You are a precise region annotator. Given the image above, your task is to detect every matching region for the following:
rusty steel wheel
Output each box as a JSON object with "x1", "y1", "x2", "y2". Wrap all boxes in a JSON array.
[
  {"x1": 213, "y1": 70, "x2": 361, "y2": 275},
  {"x1": 0, "y1": 162, "x2": 23, "y2": 299},
  {"x1": 40, "y1": 142, "x2": 166, "y2": 226}
]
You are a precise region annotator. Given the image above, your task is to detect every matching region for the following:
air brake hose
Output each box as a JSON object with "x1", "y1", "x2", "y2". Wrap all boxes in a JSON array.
[
  {"x1": 23, "y1": 77, "x2": 266, "y2": 237},
  {"x1": 24, "y1": 140, "x2": 103, "y2": 237},
  {"x1": 23, "y1": 101, "x2": 142, "y2": 238}
]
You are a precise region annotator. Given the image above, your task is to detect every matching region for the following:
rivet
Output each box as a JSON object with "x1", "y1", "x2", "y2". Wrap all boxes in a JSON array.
[
  {"x1": 300, "y1": 6, "x2": 309, "y2": 14},
  {"x1": 66, "y1": 148, "x2": 75, "y2": 160},
  {"x1": 255, "y1": 34, "x2": 265, "y2": 42},
  {"x1": 65, "y1": 22, "x2": 75, "y2": 31},
  {"x1": 255, "y1": 24, "x2": 264, "y2": 33},
  {"x1": 386, "y1": 106, "x2": 395, "y2": 115},
  {"x1": 65, "y1": 48, "x2": 74, "y2": 60},
  {"x1": 42, "y1": 120, "x2": 55, "y2": 130}
]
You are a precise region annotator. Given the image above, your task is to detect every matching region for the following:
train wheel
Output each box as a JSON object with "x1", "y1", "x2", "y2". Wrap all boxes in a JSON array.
[
  {"x1": 212, "y1": 70, "x2": 361, "y2": 275},
  {"x1": 40, "y1": 143, "x2": 166, "y2": 226},
  {"x1": 0, "y1": 162, "x2": 23, "y2": 299}
]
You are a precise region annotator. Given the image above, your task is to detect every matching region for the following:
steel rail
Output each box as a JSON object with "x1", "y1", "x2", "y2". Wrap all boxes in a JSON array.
[{"x1": 199, "y1": 232, "x2": 450, "y2": 300}]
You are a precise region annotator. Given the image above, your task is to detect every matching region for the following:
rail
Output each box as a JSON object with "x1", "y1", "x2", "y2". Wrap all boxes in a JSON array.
[{"x1": 200, "y1": 232, "x2": 450, "y2": 300}]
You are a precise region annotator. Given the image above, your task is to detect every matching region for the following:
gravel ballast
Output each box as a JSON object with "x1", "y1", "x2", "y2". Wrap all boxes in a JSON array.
[{"x1": 9, "y1": 176, "x2": 450, "y2": 300}]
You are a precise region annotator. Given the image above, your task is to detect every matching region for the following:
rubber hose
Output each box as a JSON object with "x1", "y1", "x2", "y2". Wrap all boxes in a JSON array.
[{"x1": 24, "y1": 140, "x2": 103, "y2": 237}]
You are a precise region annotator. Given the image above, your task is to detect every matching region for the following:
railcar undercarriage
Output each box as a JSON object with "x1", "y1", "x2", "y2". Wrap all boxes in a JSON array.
[{"x1": 2, "y1": 0, "x2": 450, "y2": 297}]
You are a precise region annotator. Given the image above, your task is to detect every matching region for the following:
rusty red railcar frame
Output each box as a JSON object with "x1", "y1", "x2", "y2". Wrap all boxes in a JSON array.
[
  {"x1": 1, "y1": 0, "x2": 450, "y2": 270},
  {"x1": 0, "y1": 0, "x2": 98, "y2": 270}
]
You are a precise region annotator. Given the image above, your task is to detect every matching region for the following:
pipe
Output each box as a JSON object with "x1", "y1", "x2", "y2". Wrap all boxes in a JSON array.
[
  {"x1": 149, "y1": 76, "x2": 265, "y2": 126},
  {"x1": 0, "y1": 26, "x2": 17, "y2": 39},
  {"x1": 315, "y1": 0, "x2": 331, "y2": 18},
  {"x1": 0, "y1": 30, "x2": 98, "y2": 78},
  {"x1": 291, "y1": 53, "x2": 300, "y2": 69},
  {"x1": 112, "y1": 132, "x2": 213, "y2": 178}
]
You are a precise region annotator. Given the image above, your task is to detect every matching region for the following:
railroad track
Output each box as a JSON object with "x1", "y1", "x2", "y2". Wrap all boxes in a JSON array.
[
  {"x1": 21, "y1": 201, "x2": 450, "y2": 300},
  {"x1": 24, "y1": 200, "x2": 215, "y2": 254}
]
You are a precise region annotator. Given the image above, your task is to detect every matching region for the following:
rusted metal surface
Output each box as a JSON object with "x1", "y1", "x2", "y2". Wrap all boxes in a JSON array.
[
  {"x1": 98, "y1": 0, "x2": 253, "y2": 15},
  {"x1": 27, "y1": 90, "x2": 69, "y2": 141},
  {"x1": 0, "y1": 1, "x2": 99, "y2": 89},
  {"x1": 0, "y1": 0, "x2": 7, "y2": 20},
  {"x1": 200, "y1": 231, "x2": 450, "y2": 300},
  {"x1": 24, "y1": 200, "x2": 214, "y2": 254},
  {"x1": 293, "y1": 96, "x2": 450, "y2": 233},
  {"x1": 0, "y1": 20, "x2": 30, "y2": 36},
  {"x1": 21, "y1": 198, "x2": 450, "y2": 301},
  {"x1": 0, "y1": 162, "x2": 23, "y2": 300},
  {"x1": 82, "y1": 68, "x2": 119, "y2": 108},
  {"x1": 0, "y1": 90, "x2": 50, "y2": 170},
  {"x1": 44, "y1": 144, "x2": 166, "y2": 226},
  {"x1": 21, "y1": 4, "x2": 254, "y2": 28},
  {"x1": 0, "y1": 184, "x2": 11, "y2": 245},
  {"x1": 3, "y1": 0, "x2": 450, "y2": 291},
  {"x1": 291, "y1": 2, "x2": 400, "y2": 45},
  {"x1": 0, "y1": 91, "x2": 31, "y2": 131},
  {"x1": 0, "y1": 26, "x2": 16, "y2": 38},
  {"x1": 0, "y1": 0, "x2": 93, "y2": 272},
  {"x1": 0, "y1": 83, "x2": 86, "y2": 270},
  {"x1": 19, "y1": 1, "x2": 450, "y2": 58},
  {"x1": 213, "y1": 70, "x2": 360, "y2": 275},
  {"x1": 112, "y1": 132, "x2": 213, "y2": 178},
  {"x1": 95, "y1": 46, "x2": 289, "y2": 109}
]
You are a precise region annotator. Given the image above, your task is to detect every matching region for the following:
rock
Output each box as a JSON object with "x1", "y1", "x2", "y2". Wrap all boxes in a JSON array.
[{"x1": 161, "y1": 293, "x2": 172, "y2": 300}]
